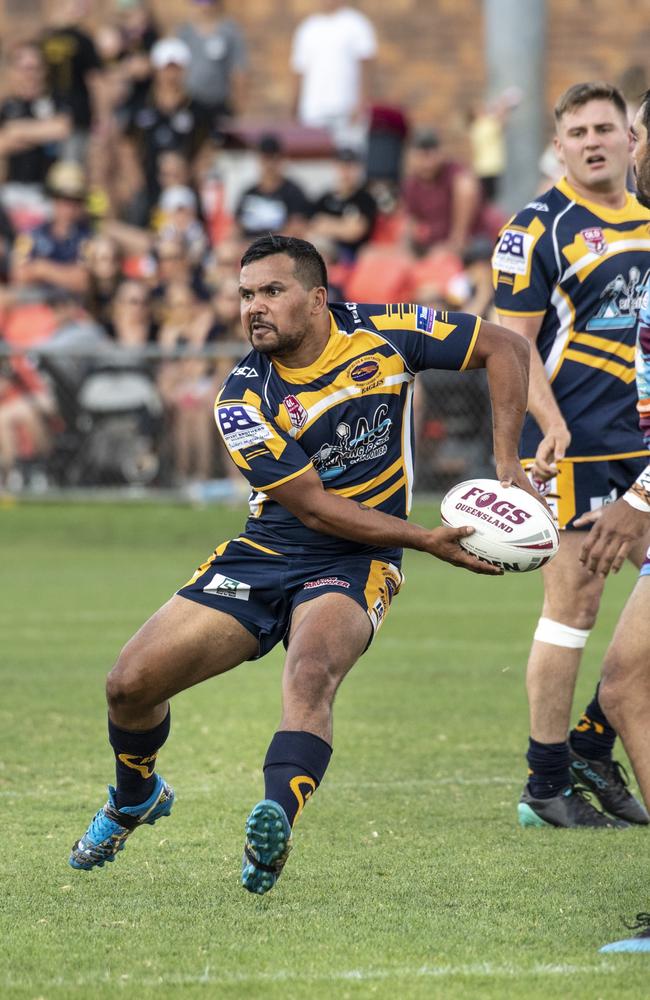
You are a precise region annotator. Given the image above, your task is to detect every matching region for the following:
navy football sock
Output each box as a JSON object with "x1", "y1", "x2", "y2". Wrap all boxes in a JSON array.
[
  {"x1": 108, "y1": 710, "x2": 171, "y2": 809},
  {"x1": 570, "y1": 684, "x2": 616, "y2": 760},
  {"x1": 263, "y1": 730, "x2": 332, "y2": 826},
  {"x1": 526, "y1": 737, "x2": 571, "y2": 799}
]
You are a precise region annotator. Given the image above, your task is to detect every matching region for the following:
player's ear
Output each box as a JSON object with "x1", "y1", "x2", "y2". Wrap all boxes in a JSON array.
[
  {"x1": 310, "y1": 285, "x2": 328, "y2": 314},
  {"x1": 553, "y1": 134, "x2": 565, "y2": 167}
]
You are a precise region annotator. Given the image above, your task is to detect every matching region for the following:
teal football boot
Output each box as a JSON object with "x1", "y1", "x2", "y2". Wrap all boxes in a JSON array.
[{"x1": 241, "y1": 799, "x2": 292, "y2": 895}]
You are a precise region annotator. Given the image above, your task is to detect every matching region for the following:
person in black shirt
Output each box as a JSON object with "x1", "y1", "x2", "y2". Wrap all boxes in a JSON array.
[
  {"x1": 309, "y1": 147, "x2": 377, "y2": 261},
  {"x1": 235, "y1": 133, "x2": 311, "y2": 238}
]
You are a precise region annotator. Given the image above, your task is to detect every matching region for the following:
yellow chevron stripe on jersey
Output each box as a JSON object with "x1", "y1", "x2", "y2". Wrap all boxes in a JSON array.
[
  {"x1": 572, "y1": 332, "x2": 636, "y2": 363},
  {"x1": 563, "y1": 348, "x2": 636, "y2": 383},
  {"x1": 562, "y1": 225, "x2": 650, "y2": 283},
  {"x1": 330, "y1": 457, "x2": 403, "y2": 499},
  {"x1": 460, "y1": 316, "x2": 481, "y2": 370},
  {"x1": 271, "y1": 314, "x2": 384, "y2": 384},
  {"x1": 255, "y1": 461, "x2": 313, "y2": 492},
  {"x1": 234, "y1": 537, "x2": 283, "y2": 556},
  {"x1": 285, "y1": 371, "x2": 412, "y2": 440},
  {"x1": 363, "y1": 475, "x2": 406, "y2": 508},
  {"x1": 556, "y1": 178, "x2": 650, "y2": 225},
  {"x1": 183, "y1": 539, "x2": 231, "y2": 587}
]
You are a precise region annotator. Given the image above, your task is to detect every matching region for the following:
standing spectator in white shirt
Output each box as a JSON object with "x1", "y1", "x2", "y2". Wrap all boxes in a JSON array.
[{"x1": 290, "y1": 1, "x2": 377, "y2": 149}]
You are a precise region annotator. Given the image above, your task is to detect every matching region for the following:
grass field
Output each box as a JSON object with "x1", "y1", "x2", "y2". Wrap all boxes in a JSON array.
[{"x1": 1, "y1": 500, "x2": 649, "y2": 999}]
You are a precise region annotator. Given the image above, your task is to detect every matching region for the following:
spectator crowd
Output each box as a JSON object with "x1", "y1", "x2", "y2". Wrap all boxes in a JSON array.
[{"x1": 0, "y1": 0, "x2": 508, "y2": 495}]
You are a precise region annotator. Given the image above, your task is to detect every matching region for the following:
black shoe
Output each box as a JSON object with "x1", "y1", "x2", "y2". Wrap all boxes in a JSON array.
[
  {"x1": 518, "y1": 783, "x2": 629, "y2": 828},
  {"x1": 569, "y1": 749, "x2": 649, "y2": 825},
  {"x1": 600, "y1": 913, "x2": 650, "y2": 953}
]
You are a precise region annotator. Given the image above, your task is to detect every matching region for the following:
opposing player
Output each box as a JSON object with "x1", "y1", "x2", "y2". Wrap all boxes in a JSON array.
[
  {"x1": 492, "y1": 82, "x2": 650, "y2": 828},
  {"x1": 581, "y1": 93, "x2": 650, "y2": 952},
  {"x1": 69, "y1": 234, "x2": 532, "y2": 894}
]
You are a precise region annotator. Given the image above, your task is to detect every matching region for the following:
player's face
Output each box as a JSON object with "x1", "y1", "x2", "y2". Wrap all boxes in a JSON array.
[
  {"x1": 632, "y1": 105, "x2": 650, "y2": 208},
  {"x1": 554, "y1": 99, "x2": 633, "y2": 195},
  {"x1": 239, "y1": 253, "x2": 324, "y2": 359}
]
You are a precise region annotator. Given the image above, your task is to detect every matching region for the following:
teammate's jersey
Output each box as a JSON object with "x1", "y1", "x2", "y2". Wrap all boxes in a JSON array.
[
  {"x1": 215, "y1": 302, "x2": 481, "y2": 555},
  {"x1": 492, "y1": 177, "x2": 650, "y2": 460},
  {"x1": 636, "y1": 294, "x2": 650, "y2": 445}
]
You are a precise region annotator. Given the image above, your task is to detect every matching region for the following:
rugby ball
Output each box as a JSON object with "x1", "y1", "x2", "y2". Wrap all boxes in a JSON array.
[{"x1": 440, "y1": 478, "x2": 559, "y2": 572}]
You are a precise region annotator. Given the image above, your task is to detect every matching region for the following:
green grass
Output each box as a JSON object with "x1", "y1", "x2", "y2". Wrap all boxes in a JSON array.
[{"x1": 1, "y1": 500, "x2": 649, "y2": 999}]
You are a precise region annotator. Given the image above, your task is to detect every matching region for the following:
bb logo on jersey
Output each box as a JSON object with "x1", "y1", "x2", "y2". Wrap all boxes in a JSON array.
[
  {"x1": 581, "y1": 227, "x2": 607, "y2": 256},
  {"x1": 493, "y1": 228, "x2": 535, "y2": 276},
  {"x1": 283, "y1": 394, "x2": 308, "y2": 429},
  {"x1": 218, "y1": 403, "x2": 272, "y2": 451}
]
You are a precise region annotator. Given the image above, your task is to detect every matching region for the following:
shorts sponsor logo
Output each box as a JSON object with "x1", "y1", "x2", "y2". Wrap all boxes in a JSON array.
[
  {"x1": 203, "y1": 572, "x2": 251, "y2": 600},
  {"x1": 582, "y1": 226, "x2": 607, "y2": 256},
  {"x1": 350, "y1": 358, "x2": 380, "y2": 383},
  {"x1": 589, "y1": 488, "x2": 617, "y2": 511},
  {"x1": 217, "y1": 403, "x2": 272, "y2": 450},
  {"x1": 416, "y1": 305, "x2": 435, "y2": 333},
  {"x1": 283, "y1": 394, "x2": 308, "y2": 429},
  {"x1": 493, "y1": 228, "x2": 535, "y2": 276},
  {"x1": 303, "y1": 577, "x2": 351, "y2": 590}
]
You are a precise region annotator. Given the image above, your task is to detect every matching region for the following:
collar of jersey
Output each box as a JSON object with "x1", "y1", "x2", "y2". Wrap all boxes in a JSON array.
[
  {"x1": 556, "y1": 176, "x2": 645, "y2": 223},
  {"x1": 271, "y1": 311, "x2": 347, "y2": 383}
]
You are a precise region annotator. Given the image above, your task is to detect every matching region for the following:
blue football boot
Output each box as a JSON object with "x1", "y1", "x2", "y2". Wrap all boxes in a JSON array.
[
  {"x1": 600, "y1": 913, "x2": 650, "y2": 953},
  {"x1": 69, "y1": 774, "x2": 174, "y2": 870},
  {"x1": 241, "y1": 799, "x2": 292, "y2": 895}
]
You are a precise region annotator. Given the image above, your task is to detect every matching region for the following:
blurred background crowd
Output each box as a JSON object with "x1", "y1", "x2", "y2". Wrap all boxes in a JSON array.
[{"x1": 0, "y1": 0, "x2": 642, "y2": 497}]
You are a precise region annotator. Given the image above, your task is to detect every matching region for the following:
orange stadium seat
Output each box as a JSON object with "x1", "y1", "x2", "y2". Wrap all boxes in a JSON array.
[{"x1": 344, "y1": 248, "x2": 414, "y2": 303}]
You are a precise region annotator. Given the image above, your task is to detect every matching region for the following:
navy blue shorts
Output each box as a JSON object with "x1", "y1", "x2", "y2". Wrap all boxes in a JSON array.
[
  {"x1": 177, "y1": 536, "x2": 404, "y2": 658},
  {"x1": 522, "y1": 455, "x2": 649, "y2": 530}
]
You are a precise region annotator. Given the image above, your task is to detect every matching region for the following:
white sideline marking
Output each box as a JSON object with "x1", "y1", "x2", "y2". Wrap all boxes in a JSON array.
[{"x1": 2, "y1": 960, "x2": 618, "y2": 990}]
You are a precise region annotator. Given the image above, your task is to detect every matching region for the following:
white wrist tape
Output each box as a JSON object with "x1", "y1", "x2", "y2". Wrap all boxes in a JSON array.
[
  {"x1": 534, "y1": 616, "x2": 591, "y2": 648},
  {"x1": 623, "y1": 463, "x2": 650, "y2": 512},
  {"x1": 623, "y1": 490, "x2": 650, "y2": 513}
]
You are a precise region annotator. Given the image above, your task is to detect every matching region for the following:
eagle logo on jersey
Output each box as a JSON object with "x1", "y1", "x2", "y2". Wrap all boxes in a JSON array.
[
  {"x1": 581, "y1": 227, "x2": 607, "y2": 256},
  {"x1": 350, "y1": 358, "x2": 380, "y2": 383}
]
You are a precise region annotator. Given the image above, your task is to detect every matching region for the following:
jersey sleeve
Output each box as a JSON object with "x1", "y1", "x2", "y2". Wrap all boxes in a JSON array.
[
  {"x1": 215, "y1": 390, "x2": 313, "y2": 491},
  {"x1": 491, "y1": 209, "x2": 555, "y2": 317},
  {"x1": 362, "y1": 304, "x2": 481, "y2": 373}
]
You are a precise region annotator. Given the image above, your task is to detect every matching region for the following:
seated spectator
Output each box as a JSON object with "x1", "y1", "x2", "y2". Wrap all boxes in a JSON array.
[
  {"x1": 117, "y1": 37, "x2": 215, "y2": 223},
  {"x1": 235, "y1": 134, "x2": 311, "y2": 239},
  {"x1": 149, "y1": 235, "x2": 210, "y2": 319},
  {"x1": 101, "y1": 184, "x2": 208, "y2": 267},
  {"x1": 0, "y1": 42, "x2": 72, "y2": 231},
  {"x1": 402, "y1": 129, "x2": 483, "y2": 257},
  {"x1": 156, "y1": 279, "x2": 216, "y2": 485},
  {"x1": 85, "y1": 234, "x2": 124, "y2": 325},
  {"x1": 203, "y1": 234, "x2": 243, "y2": 289},
  {"x1": 0, "y1": 352, "x2": 57, "y2": 492},
  {"x1": 175, "y1": 0, "x2": 247, "y2": 122},
  {"x1": 11, "y1": 161, "x2": 92, "y2": 298},
  {"x1": 104, "y1": 278, "x2": 158, "y2": 347},
  {"x1": 308, "y1": 147, "x2": 377, "y2": 261}
]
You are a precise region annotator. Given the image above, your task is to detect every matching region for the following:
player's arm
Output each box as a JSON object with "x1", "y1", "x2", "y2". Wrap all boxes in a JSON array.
[
  {"x1": 577, "y1": 464, "x2": 650, "y2": 577},
  {"x1": 495, "y1": 310, "x2": 570, "y2": 479},
  {"x1": 267, "y1": 467, "x2": 503, "y2": 576}
]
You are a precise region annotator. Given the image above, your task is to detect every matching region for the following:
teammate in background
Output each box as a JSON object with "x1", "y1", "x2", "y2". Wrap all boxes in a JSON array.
[
  {"x1": 581, "y1": 91, "x2": 650, "y2": 953},
  {"x1": 69, "y1": 234, "x2": 532, "y2": 894},
  {"x1": 493, "y1": 82, "x2": 650, "y2": 829}
]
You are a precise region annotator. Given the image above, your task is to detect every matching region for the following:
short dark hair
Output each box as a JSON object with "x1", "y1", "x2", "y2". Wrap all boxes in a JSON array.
[
  {"x1": 554, "y1": 82, "x2": 628, "y2": 123},
  {"x1": 240, "y1": 235, "x2": 328, "y2": 291}
]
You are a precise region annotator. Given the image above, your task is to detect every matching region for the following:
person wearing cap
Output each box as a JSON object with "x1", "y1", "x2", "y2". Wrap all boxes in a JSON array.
[
  {"x1": 175, "y1": 0, "x2": 247, "y2": 121},
  {"x1": 401, "y1": 129, "x2": 483, "y2": 258},
  {"x1": 117, "y1": 37, "x2": 214, "y2": 222},
  {"x1": 309, "y1": 147, "x2": 377, "y2": 261},
  {"x1": 11, "y1": 160, "x2": 91, "y2": 297},
  {"x1": 234, "y1": 134, "x2": 311, "y2": 239}
]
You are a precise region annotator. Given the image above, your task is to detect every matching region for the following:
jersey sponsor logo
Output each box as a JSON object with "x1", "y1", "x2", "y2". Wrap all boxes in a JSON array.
[
  {"x1": 283, "y1": 394, "x2": 308, "y2": 429},
  {"x1": 493, "y1": 228, "x2": 535, "y2": 275},
  {"x1": 350, "y1": 358, "x2": 380, "y2": 382},
  {"x1": 416, "y1": 305, "x2": 435, "y2": 333},
  {"x1": 303, "y1": 577, "x2": 351, "y2": 590},
  {"x1": 311, "y1": 404, "x2": 392, "y2": 481},
  {"x1": 218, "y1": 403, "x2": 272, "y2": 450},
  {"x1": 581, "y1": 226, "x2": 607, "y2": 256},
  {"x1": 202, "y1": 572, "x2": 251, "y2": 600},
  {"x1": 232, "y1": 366, "x2": 258, "y2": 378},
  {"x1": 585, "y1": 266, "x2": 650, "y2": 331},
  {"x1": 524, "y1": 201, "x2": 549, "y2": 212}
]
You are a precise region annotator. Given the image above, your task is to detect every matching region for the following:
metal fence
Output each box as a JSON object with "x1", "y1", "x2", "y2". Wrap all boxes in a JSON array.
[{"x1": 0, "y1": 337, "x2": 495, "y2": 499}]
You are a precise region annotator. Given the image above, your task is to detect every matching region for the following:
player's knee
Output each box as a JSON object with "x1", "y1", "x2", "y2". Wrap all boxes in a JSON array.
[
  {"x1": 285, "y1": 652, "x2": 341, "y2": 708},
  {"x1": 542, "y1": 595, "x2": 599, "y2": 631},
  {"x1": 105, "y1": 646, "x2": 153, "y2": 712}
]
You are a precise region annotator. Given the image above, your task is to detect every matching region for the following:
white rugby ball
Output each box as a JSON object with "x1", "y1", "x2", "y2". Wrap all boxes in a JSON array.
[{"x1": 440, "y1": 478, "x2": 559, "y2": 572}]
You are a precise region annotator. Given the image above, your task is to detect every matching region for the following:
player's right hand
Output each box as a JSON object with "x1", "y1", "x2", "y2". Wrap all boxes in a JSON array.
[
  {"x1": 426, "y1": 525, "x2": 504, "y2": 575},
  {"x1": 578, "y1": 498, "x2": 650, "y2": 577},
  {"x1": 532, "y1": 424, "x2": 571, "y2": 481}
]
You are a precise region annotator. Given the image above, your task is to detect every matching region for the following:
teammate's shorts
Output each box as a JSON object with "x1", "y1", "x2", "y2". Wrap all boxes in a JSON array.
[
  {"x1": 177, "y1": 536, "x2": 404, "y2": 658},
  {"x1": 521, "y1": 455, "x2": 650, "y2": 530}
]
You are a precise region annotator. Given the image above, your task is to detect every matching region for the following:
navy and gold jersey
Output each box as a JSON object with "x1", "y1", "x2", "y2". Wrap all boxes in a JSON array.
[
  {"x1": 492, "y1": 177, "x2": 650, "y2": 460},
  {"x1": 215, "y1": 302, "x2": 481, "y2": 555}
]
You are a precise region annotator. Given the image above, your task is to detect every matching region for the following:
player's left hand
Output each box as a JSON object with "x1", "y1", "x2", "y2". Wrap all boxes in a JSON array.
[
  {"x1": 578, "y1": 498, "x2": 650, "y2": 577},
  {"x1": 496, "y1": 460, "x2": 552, "y2": 512}
]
